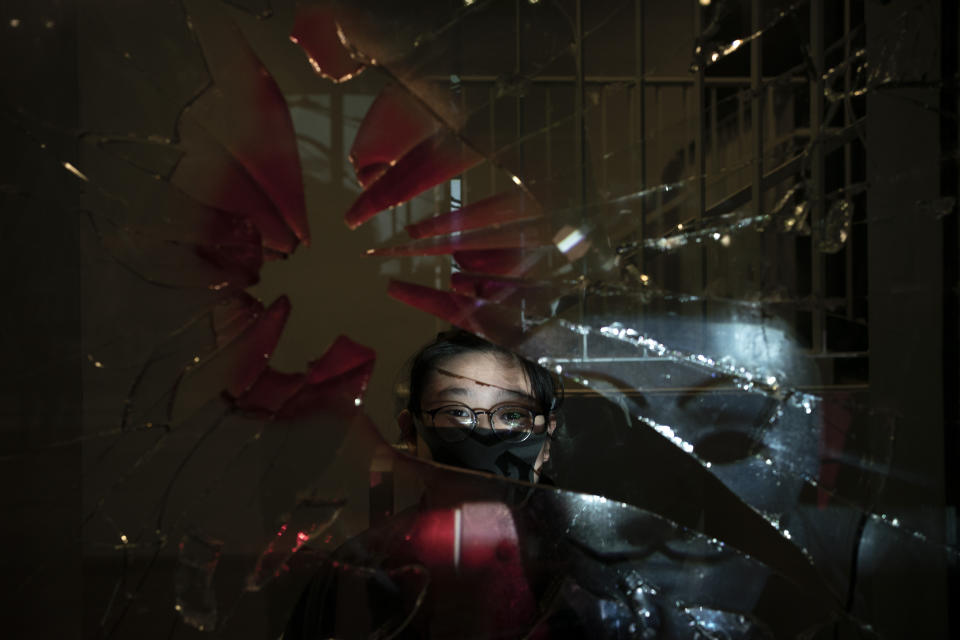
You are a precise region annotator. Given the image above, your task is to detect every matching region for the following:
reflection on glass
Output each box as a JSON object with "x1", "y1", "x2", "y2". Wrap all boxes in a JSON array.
[{"x1": 4, "y1": 0, "x2": 954, "y2": 637}]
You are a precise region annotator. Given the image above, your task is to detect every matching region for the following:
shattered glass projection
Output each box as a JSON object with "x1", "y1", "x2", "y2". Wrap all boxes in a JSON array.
[{"x1": 1, "y1": 0, "x2": 956, "y2": 637}]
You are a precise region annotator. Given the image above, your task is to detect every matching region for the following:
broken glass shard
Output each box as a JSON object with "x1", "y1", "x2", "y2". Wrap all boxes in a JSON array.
[
  {"x1": 345, "y1": 129, "x2": 484, "y2": 229},
  {"x1": 454, "y1": 247, "x2": 557, "y2": 277},
  {"x1": 349, "y1": 83, "x2": 440, "y2": 188},
  {"x1": 172, "y1": 296, "x2": 290, "y2": 421},
  {"x1": 915, "y1": 196, "x2": 956, "y2": 220},
  {"x1": 234, "y1": 335, "x2": 375, "y2": 418},
  {"x1": 289, "y1": 3, "x2": 366, "y2": 83},
  {"x1": 247, "y1": 497, "x2": 344, "y2": 591},
  {"x1": 185, "y1": 13, "x2": 309, "y2": 246},
  {"x1": 817, "y1": 198, "x2": 852, "y2": 254},
  {"x1": 175, "y1": 530, "x2": 224, "y2": 631},
  {"x1": 369, "y1": 218, "x2": 554, "y2": 257},
  {"x1": 172, "y1": 109, "x2": 300, "y2": 256},
  {"x1": 405, "y1": 189, "x2": 542, "y2": 239}
]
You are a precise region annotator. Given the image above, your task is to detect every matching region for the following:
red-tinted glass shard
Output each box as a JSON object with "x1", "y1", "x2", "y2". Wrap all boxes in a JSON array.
[
  {"x1": 278, "y1": 362, "x2": 374, "y2": 419},
  {"x1": 222, "y1": 295, "x2": 291, "y2": 397},
  {"x1": 182, "y1": 295, "x2": 291, "y2": 405},
  {"x1": 305, "y1": 335, "x2": 376, "y2": 385},
  {"x1": 233, "y1": 367, "x2": 306, "y2": 415},
  {"x1": 170, "y1": 295, "x2": 291, "y2": 420},
  {"x1": 452, "y1": 249, "x2": 529, "y2": 275},
  {"x1": 194, "y1": 213, "x2": 264, "y2": 279},
  {"x1": 407, "y1": 508, "x2": 456, "y2": 567},
  {"x1": 387, "y1": 280, "x2": 523, "y2": 344},
  {"x1": 289, "y1": 4, "x2": 365, "y2": 83},
  {"x1": 345, "y1": 130, "x2": 484, "y2": 229},
  {"x1": 187, "y1": 18, "x2": 309, "y2": 245},
  {"x1": 213, "y1": 293, "x2": 264, "y2": 347},
  {"x1": 273, "y1": 337, "x2": 375, "y2": 417},
  {"x1": 98, "y1": 220, "x2": 261, "y2": 291},
  {"x1": 404, "y1": 190, "x2": 542, "y2": 239},
  {"x1": 450, "y1": 273, "x2": 565, "y2": 314},
  {"x1": 247, "y1": 498, "x2": 344, "y2": 592},
  {"x1": 407, "y1": 503, "x2": 536, "y2": 634},
  {"x1": 450, "y1": 273, "x2": 509, "y2": 298},
  {"x1": 262, "y1": 248, "x2": 290, "y2": 262},
  {"x1": 234, "y1": 336, "x2": 376, "y2": 418},
  {"x1": 84, "y1": 138, "x2": 267, "y2": 288},
  {"x1": 172, "y1": 110, "x2": 299, "y2": 255},
  {"x1": 367, "y1": 219, "x2": 552, "y2": 257},
  {"x1": 456, "y1": 503, "x2": 536, "y2": 631},
  {"x1": 817, "y1": 395, "x2": 854, "y2": 508},
  {"x1": 349, "y1": 84, "x2": 440, "y2": 188}
]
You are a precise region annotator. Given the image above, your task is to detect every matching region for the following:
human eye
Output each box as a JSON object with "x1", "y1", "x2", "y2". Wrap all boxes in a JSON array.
[
  {"x1": 496, "y1": 406, "x2": 533, "y2": 429},
  {"x1": 435, "y1": 405, "x2": 474, "y2": 426}
]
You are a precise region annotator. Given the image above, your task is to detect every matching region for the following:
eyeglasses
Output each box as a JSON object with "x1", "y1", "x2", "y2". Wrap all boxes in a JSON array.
[{"x1": 421, "y1": 403, "x2": 547, "y2": 443}]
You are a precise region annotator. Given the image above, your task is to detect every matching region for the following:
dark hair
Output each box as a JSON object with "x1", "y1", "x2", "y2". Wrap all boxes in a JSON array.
[{"x1": 405, "y1": 330, "x2": 562, "y2": 418}]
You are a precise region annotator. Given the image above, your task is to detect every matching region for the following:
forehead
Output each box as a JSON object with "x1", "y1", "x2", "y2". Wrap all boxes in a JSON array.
[{"x1": 422, "y1": 351, "x2": 531, "y2": 402}]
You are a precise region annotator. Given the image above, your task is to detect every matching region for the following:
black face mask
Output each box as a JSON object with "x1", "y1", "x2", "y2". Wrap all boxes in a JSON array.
[{"x1": 417, "y1": 424, "x2": 547, "y2": 483}]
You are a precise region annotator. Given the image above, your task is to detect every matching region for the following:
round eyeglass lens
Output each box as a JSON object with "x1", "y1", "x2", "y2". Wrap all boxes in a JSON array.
[
  {"x1": 429, "y1": 405, "x2": 474, "y2": 442},
  {"x1": 491, "y1": 406, "x2": 535, "y2": 442}
]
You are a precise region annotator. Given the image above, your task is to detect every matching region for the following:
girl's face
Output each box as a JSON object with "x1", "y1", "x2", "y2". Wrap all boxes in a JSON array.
[{"x1": 416, "y1": 351, "x2": 553, "y2": 480}]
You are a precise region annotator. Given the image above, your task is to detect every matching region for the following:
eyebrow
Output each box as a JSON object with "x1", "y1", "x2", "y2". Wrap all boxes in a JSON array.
[
  {"x1": 434, "y1": 386, "x2": 535, "y2": 404},
  {"x1": 432, "y1": 367, "x2": 537, "y2": 404}
]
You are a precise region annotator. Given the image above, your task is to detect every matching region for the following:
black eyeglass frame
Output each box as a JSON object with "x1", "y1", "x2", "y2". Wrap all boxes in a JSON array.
[{"x1": 420, "y1": 402, "x2": 549, "y2": 443}]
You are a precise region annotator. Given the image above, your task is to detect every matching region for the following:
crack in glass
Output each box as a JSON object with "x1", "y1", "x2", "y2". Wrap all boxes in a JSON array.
[{"x1": 2, "y1": 0, "x2": 956, "y2": 637}]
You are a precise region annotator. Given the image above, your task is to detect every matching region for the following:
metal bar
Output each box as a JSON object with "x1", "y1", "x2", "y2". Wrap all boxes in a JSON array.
[
  {"x1": 544, "y1": 86, "x2": 552, "y2": 271},
  {"x1": 515, "y1": 0, "x2": 523, "y2": 188},
  {"x1": 710, "y1": 157, "x2": 801, "y2": 218},
  {"x1": 489, "y1": 84, "x2": 496, "y2": 193},
  {"x1": 810, "y1": 0, "x2": 825, "y2": 353},
  {"x1": 629, "y1": 84, "x2": 636, "y2": 196},
  {"x1": 767, "y1": 83, "x2": 776, "y2": 149},
  {"x1": 635, "y1": 0, "x2": 646, "y2": 273},
  {"x1": 738, "y1": 90, "x2": 745, "y2": 157},
  {"x1": 684, "y1": 84, "x2": 691, "y2": 168},
  {"x1": 561, "y1": 384, "x2": 869, "y2": 397},
  {"x1": 751, "y1": 0, "x2": 764, "y2": 218},
  {"x1": 575, "y1": 0, "x2": 586, "y2": 358},
  {"x1": 704, "y1": 117, "x2": 865, "y2": 218},
  {"x1": 545, "y1": 88, "x2": 552, "y2": 181},
  {"x1": 844, "y1": 0, "x2": 854, "y2": 321},
  {"x1": 749, "y1": 0, "x2": 766, "y2": 335},
  {"x1": 710, "y1": 85, "x2": 723, "y2": 281},
  {"x1": 435, "y1": 74, "x2": 808, "y2": 86},
  {"x1": 548, "y1": 354, "x2": 865, "y2": 364},
  {"x1": 710, "y1": 87, "x2": 719, "y2": 176},
  {"x1": 601, "y1": 90, "x2": 608, "y2": 189},
  {"x1": 331, "y1": 85, "x2": 343, "y2": 190},
  {"x1": 515, "y1": 0, "x2": 521, "y2": 76},
  {"x1": 460, "y1": 84, "x2": 470, "y2": 206},
  {"x1": 694, "y1": 1, "x2": 707, "y2": 317},
  {"x1": 694, "y1": 4, "x2": 706, "y2": 221},
  {"x1": 574, "y1": 0, "x2": 585, "y2": 211},
  {"x1": 655, "y1": 85, "x2": 664, "y2": 221},
  {"x1": 766, "y1": 81, "x2": 778, "y2": 283}
]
